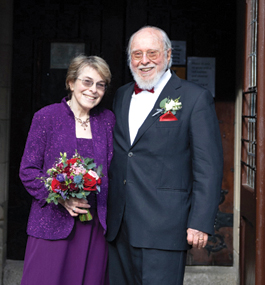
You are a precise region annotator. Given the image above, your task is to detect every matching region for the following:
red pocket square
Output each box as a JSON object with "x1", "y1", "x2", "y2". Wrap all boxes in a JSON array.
[{"x1": 159, "y1": 111, "x2": 178, "y2": 121}]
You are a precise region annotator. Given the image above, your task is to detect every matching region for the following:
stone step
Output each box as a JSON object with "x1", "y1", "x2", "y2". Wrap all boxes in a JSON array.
[{"x1": 2, "y1": 260, "x2": 238, "y2": 285}]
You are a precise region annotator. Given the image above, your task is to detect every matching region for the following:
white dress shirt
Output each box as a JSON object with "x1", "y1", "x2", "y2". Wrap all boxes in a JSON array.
[{"x1": 128, "y1": 69, "x2": 172, "y2": 145}]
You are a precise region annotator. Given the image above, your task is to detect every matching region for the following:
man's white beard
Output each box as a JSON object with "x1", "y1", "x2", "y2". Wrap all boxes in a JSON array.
[{"x1": 130, "y1": 62, "x2": 167, "y2": 90}]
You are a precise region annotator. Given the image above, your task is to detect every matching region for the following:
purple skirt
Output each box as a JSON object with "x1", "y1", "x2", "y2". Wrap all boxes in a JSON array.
[{"x1": 21, "y1": 209, "x2": 109, "y2": 285}]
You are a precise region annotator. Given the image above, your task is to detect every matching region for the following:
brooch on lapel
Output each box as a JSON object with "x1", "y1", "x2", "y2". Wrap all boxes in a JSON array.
[{"x1": 152, "y1": 97, "x2": 182, "y2": 121}]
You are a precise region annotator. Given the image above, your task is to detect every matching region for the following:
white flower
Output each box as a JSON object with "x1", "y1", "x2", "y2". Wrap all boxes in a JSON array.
[
  {"x1": 165, "y1": 100, "x2": 175, "y2": 111},
  {"x1": 153, "y1": 96, "x2": 182, "y2": 117},
  {"x1": 172, "y1": 101, "x2": 182, "y2": 111},
  {"x1": 165, "y1": 99, "x2": 182, "y2": 112},
  {"x1": 47, "y1": 178, "x2": 53, "y2": 183}
]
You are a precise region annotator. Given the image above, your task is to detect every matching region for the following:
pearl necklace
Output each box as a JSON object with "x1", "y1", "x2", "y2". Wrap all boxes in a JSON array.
[{"x1": 68, "y1": 100, "x2": 90, "y2": 131}]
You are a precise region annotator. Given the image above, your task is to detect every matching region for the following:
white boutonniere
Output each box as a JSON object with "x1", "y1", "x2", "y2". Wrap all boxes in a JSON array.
[{"x1": 152, "y1": 97, "x2": 182, "y2": 117}]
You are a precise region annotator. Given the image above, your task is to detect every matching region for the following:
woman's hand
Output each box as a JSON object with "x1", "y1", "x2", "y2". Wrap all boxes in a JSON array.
[{"x1": 58, "y1": 197, "x2": 91, "y2": 217}]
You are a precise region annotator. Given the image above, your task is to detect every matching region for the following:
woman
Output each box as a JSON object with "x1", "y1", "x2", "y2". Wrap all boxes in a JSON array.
[{"x1": 19, "y1": 55, "x2": 115, "y2": 285}]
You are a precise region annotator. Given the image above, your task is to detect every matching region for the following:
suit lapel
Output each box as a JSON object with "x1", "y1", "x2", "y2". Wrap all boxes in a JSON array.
[
  {"x1": 121, "y1": 83, "x2": 134, "y2": 147},
  {"x1": 131, "y1": 72, "x2": 182, "y2": 147}
]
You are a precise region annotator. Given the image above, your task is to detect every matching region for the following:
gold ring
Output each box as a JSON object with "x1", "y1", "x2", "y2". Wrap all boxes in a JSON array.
[{"x1": 199, "y1": 238, "x2": 203, "y2": 240}]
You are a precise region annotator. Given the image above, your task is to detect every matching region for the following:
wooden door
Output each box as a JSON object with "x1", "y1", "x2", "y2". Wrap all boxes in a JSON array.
[{"x1": 240, "y1": 0, "x2": 265, "y2": 284}]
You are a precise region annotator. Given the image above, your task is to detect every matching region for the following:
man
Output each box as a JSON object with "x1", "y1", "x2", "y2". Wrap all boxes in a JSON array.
[{"x1": 106, "y1": 26, "x2": 223, "y2": 285}]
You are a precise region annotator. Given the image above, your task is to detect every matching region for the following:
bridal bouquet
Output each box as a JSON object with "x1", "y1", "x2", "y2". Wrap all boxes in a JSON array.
[{"x1": 39, "y1": 151, "x2": 103, "y2": 221}]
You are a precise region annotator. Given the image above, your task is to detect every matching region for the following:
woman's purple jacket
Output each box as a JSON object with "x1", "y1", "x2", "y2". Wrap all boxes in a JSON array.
[{"x1": 19, "y1": 97, "x2": 115, "y2": 240}]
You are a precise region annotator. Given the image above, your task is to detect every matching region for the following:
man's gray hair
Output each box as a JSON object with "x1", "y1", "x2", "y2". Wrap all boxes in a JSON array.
[{"x1": 127, "y1": 26, "x2": 172, "y2": 68}]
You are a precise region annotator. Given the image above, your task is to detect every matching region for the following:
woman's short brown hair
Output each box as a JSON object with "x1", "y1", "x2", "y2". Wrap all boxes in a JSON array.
[{"x1": 65, "y1": 55, "x2": 111, "y2": 98}]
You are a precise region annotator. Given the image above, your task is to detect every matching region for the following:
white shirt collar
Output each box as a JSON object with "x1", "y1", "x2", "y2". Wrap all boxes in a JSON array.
[{"x1": 153, "y1": 69, "x2": 172, "y2": 94}]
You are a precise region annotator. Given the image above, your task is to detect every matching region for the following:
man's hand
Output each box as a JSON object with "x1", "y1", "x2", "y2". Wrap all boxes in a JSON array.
[{"x1": 187, "y1": 228, "x2": 208, "y2": 249}]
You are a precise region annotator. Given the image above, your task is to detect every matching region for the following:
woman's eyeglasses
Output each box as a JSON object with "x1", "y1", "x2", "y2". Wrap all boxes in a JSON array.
[{"x1": 77, "y1": 78, "x2": 106, "y2": 91}]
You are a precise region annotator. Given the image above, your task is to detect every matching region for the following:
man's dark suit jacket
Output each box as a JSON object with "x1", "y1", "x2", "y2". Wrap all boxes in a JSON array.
[{"x1": 106, "y1": 72, "x2": 223, "y2": 251}]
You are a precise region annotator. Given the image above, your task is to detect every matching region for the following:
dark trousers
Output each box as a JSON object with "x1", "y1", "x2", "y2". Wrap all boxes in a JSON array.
[{"x1": 108, "y1": 219, "x2": 187, "y2": 285}]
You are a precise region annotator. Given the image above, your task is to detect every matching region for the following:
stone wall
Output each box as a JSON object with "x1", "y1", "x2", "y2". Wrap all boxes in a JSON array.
[{"x1": 0, "y1": 0, "x2": 13, "y2": 283}]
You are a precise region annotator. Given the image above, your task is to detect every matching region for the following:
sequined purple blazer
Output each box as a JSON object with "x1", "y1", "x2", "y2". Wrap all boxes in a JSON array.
[{"x1": 20, "y1": 97, "x2": 115, "y2": 240}]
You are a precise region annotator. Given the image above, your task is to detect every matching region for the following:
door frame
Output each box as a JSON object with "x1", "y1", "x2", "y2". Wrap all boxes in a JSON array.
[
  {"x1": 236, "y1": 0, "x2": 265, "y2": 283},
  {"x1": 255, "y1": 0, "x2": 265, "y2": 283}
]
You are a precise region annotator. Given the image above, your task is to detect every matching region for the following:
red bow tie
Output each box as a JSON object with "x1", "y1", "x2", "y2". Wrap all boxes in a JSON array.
[{"x1": 134, "y1": 83, "x2": 154, "y2": 94}]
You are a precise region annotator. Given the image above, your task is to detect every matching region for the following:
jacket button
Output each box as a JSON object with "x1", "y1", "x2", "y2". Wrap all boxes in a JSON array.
[
  {"x1": 123, "y1": 180, "x2": 126, "y2": 185},
  {"x1": 128, "y1": 152, "x2": 133, "y2": 157}
]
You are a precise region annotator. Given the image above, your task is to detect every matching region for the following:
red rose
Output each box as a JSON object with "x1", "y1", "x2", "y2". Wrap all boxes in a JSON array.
[
  {"x1": 97, "y1": 178, "x2": 102, "y2": 186},
  {"x1": 83, "y1": 173, "x2": 97, "y2": 191},
  {"x1": 67, "y1": 158, "x2": 80, "y2": 165},
  {"x1": 69, "y1": 183, "x2": 78, "y2": 191},
  {"x1": 57, "y1": 163, "x2": 64, "y2": 170},
  {"x1": 60, "y1": 183, "x2": 68, "y2": 191},
  {"x1": 51, "y1": 179, "x2": 61, "y2": 193},
  {"x1": 62, "y1": 166, "x2": 71, "y2": 175}
]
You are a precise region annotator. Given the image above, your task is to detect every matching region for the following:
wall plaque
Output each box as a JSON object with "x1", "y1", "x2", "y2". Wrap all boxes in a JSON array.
[
  {"x1": 171, "y1": 41, "x2": 186, "y2": 65},
  {"x1": 187, "y1": 57, "x2": 216, "y2": 97},
  {"x1": 50, "y1": 43, "x2": 85, "y2": 69}
]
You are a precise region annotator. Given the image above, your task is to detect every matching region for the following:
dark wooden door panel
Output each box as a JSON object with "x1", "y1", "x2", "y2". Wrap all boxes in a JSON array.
[{"x1": 240, "y1": 217, "x2": 255, "y2": 285}]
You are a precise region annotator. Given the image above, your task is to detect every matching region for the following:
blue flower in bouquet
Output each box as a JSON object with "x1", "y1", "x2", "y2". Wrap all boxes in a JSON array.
[
  {"x1": 73, "y1": 175, "x2": 83, "y2": 185},
  {"x1": 56, "y1": 174, "x2": 65, "y2": 182}
]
